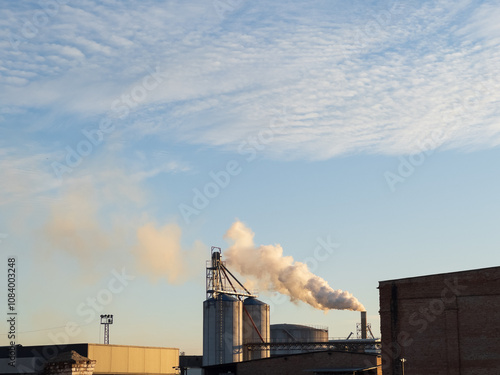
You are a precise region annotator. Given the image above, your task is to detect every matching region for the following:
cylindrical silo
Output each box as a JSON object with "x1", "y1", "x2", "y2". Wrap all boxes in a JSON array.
[
  {"x1": 270, "y1": 323, "x2": 328, "y2": 356},
  {"x1": 203, "y1": 294, "x2": 243, "y2": 366},
  {"x1": 242, "y1": 297, "x2": 270, "y2": 361}
]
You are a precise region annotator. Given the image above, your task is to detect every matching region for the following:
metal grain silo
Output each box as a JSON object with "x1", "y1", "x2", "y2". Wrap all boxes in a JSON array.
[
  {"x1": 270, "y1": 323, "x2": 328, "y2": 356},
  {"x1": 242, "y1": 297, "x2": 270, "y2": 360},
  {"x1": 203, "y1": 294, "x2": 243, "y2": 366}
]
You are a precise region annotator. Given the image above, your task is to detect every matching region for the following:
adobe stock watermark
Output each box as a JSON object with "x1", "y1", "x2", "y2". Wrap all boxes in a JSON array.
[
  {"x1": 16, "y1": 268, "x2": 134, "y2": 374},
  {"x1": 213, "y1": 0, "x2": 244, "y2": 20},
  {"x1": 376, "y1": 277, "x2": 467, "y2": 372},
  {"x1": 384, "y1": 129, "x2": 444, "y2": 192},
  {"x1": 51, "y1": 65, "x2": 169, "y2": 178},
  {"x1": 265, "y1": 235, "x2": 339, "y2": 310},
  {"x1": 303, "y1": 235, "x2": 340, "y2": 273},
  {"x1": 75, "y1": 268, "x2": 135, "y2": 326},
  {"x1": 8, "y1": 0, "x2": 69, "y2": 51},
  {"x1": 341, "y1": 0, "x2": 414, "y2": 60},
  {"x1": 178, "y1": 105, "x2": 288, "y2": 224}
]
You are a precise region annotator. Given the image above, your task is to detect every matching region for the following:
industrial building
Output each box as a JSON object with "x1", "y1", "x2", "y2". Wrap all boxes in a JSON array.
[
  {"x1": 203, "y1": 246, "x2": 272, "y2": 366},
  {"x1": 1, "y1": 247, "x2": 383, "y2": 375},
  {"x1": 202, "y1": 247, "x2": 381, "y2": 374},
  {"x1": 0, "y1": 343, "x2": 179, "y2": 375},
  {"x1": 379, "y1": 266, "x2": 500, "y2": 375},
  {"x1": 204, "y1": 350, "x2": 381, "y2": 375}
]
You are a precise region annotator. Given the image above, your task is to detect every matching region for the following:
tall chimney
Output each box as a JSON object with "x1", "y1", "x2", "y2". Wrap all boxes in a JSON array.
[{"x1": 361, "y1": 311, "x2": 367, "y2": 339}]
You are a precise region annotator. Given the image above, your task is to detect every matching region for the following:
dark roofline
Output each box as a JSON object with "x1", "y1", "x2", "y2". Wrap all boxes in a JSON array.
[
  {"x1": 0, "y1": 343, "x2": 178, "y2": 359},
  {"x1": 378, "y1": 265, "x2": 500, "y2": 285},
  {"x1": 204, "y1": 349, "x2": 379, "y2": 367},
  {"x1": 305, "y1": 366, "x2": 379, "y2": 373}
]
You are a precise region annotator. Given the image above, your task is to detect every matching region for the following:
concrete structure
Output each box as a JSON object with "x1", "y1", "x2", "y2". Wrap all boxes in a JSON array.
[
  {"x1": 379, "y1": 266, "x2": 500, "y2": 375},
  {"x1": 270, "y1": 323, "x2": 328, "y2": 355},
  {"x1": 0, "y1": 343, "x2": 179, "y2": 375},
  {"x1": 242, "y1": 297, "x2": 270, "y2": 360},
  {"x1": 203, "y1": 350, "x2": 381, "y2": 375}
]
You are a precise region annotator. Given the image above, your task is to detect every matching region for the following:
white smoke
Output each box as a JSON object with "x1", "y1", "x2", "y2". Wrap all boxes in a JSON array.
[
  {"x1": 41, "y1": 169, "x2": 206, "y2": 284},
  {"x1": 223, "y1": 220, "x2": 365, "y2": 312}
]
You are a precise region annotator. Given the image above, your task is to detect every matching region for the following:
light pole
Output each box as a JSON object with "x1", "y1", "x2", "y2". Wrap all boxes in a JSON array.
[
  {"x1": 400, "y1": 358, "x2": 407, "y2": 375},
  {"x1": 100, "y1": 314, "x2": 113, "y2": 345}
]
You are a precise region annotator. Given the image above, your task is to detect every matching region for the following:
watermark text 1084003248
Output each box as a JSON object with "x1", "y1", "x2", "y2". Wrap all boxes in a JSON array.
[{"x1": 7, "y1": 257, "x2": 17, "y2": 367}]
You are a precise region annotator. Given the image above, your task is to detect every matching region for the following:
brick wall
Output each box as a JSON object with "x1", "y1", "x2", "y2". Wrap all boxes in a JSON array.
[
  {"x1": 379, "y1": 266, "x2": 500, "y2": 375},
  {"x1": 43, "y1": 361, "x2": 96, "y2": 375}
]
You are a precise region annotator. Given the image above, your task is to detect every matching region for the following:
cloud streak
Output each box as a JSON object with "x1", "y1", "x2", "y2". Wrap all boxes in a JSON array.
[{"x1": 1, "y1": 1, "x2": 500, "y2": 161}]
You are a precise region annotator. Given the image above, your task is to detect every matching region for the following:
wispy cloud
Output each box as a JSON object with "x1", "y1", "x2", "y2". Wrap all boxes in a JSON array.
[{"x1": 1, "y1": 0, "x2": 499, "y2": 162}]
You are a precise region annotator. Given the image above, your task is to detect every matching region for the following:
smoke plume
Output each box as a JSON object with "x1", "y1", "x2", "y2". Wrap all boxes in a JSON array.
[
  {"x1": 41, "y1": 170, "x2": 206, "y2": 284},
  {"x1": 224, "y1": 220, "x2": 365, "y2": 311},
  {"x1": 133, "y1": 221, "x2": 206, "y2": 283}
]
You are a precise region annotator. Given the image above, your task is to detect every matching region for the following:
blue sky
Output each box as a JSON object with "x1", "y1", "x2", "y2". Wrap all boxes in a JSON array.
[{"x1": 1, "y1": 0, "x2": 500, "y2": 354}]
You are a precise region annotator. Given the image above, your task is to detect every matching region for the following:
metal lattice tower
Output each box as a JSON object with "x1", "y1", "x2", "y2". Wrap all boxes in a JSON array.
[
  {"x1": 100, "y1": 314, "x2": 113, "y2": 344},
  {"x1": 206, "y1": 247, "x2": 257, "y2": 299},
  {"x1": 205, "y1": 247, "x2": 260, "y2": 365}
]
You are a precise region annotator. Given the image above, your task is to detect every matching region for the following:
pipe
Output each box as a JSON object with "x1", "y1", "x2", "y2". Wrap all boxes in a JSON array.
[
  {"x1": 361, "y1": 311, "x2": 367, "y2": 339},
  {"x1": 220, "y1": 266, "x2": 265, "y2": 344}
]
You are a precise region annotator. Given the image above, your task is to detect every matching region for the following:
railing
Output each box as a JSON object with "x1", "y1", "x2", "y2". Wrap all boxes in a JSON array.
[{"x1": 244, "y1": 338, "x2": 381, "y2": 353}]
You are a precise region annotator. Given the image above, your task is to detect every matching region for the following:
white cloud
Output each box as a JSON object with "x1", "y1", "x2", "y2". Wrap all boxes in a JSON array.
[
  {"x1": 0, "y1": 147, "x2": 61, "y2": 206},
  {"x1": 1, "y1": 0, "x2": 499, "y2": 160}
]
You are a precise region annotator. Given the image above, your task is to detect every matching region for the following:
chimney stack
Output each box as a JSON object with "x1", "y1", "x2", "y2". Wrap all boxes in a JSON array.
[{"x1": 361, "y1": 311, "x2": 367, "y2": 339}]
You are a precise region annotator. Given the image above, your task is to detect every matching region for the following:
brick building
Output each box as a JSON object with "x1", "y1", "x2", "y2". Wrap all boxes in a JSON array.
[
  {"x1": 42, "y1": 351, "x2": 96, "y2": 375},
  {"x1": 203, "y1": 350, "x2": 381, "y2": 375},
  {"x1": 379, "y1": 266, "x2": 500, "y2": 375}
]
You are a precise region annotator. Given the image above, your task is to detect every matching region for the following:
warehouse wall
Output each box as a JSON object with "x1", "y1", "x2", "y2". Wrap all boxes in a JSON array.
[
  {"x1": 88, "y1": 344, "x2": 178, "y2": 375},
  {"x1": 379, "y1": 266, "x2": 500, "y2": 375}
]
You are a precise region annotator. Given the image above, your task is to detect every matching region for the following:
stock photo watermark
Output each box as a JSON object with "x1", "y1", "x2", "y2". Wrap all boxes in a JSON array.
[
  {"x1": 341, "y1": 0, "x2": 414, "y2": 60},
  {"x1": 213, "y1": 0, "x2": 244, "y2": 20},
  {"x1": 375, "y1": 277, "x2": 467, "y2": 372},
  {"x1": 8, "y1": 0, "x2": 70, "y2": 51},
  {"x1": 51, "y1": 65, "x2": 169, "y2": 178},
  {"x1": 384, "y1": 129, "x2": 445, "y2": 192},
  {"x1": 179, "y1": 105, "x2": 288, "y2": 224},
  {"x1": 6, "y1": 256, "x2": 17, "y2": 368},
  {"x1": 265, "y1": 234, "x2": 340, "y2": 310},
  {"x1": 12, "y1": 268, "x2": 134, "y2": 374},
  {"x1": 303, "y1": 235, "x2": 340, "y2": 274}
]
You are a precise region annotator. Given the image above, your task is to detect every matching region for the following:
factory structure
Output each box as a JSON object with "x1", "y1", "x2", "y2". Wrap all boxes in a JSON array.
[
  {"x1": 3, "y1": 244, "x2": 497, "y2": 375},
  {"x1": 0, "y1": 246, "x2": 379, "y2": 375},
  {"x1": 202, "y1": 247, "x2": 381, "y2": 374},
  {"x1": 203, "y1": 246, "x2": 271, "y2": 365}
]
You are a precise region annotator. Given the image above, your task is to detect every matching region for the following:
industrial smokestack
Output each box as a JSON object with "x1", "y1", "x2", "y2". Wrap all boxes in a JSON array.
[
  {"x1": 361, "y1": 311, "x2": 367, "y2": 339},
  {"x1": 223, "y1": 220, "x2": 365, "y2": 312}
]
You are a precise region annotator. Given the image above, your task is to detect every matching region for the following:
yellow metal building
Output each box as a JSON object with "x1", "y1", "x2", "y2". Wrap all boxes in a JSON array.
[
  {"x1": 89, "y1": 344, "x2": 179, "y2": 374},
  {"x1": 0, "y1": 343, "x2": 179, "y2": 375}
]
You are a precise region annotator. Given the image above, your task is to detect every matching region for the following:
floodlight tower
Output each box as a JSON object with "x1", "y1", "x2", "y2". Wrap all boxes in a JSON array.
[{"x1": 100, "y1": 314, "x2": 113, "y2": 344}]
